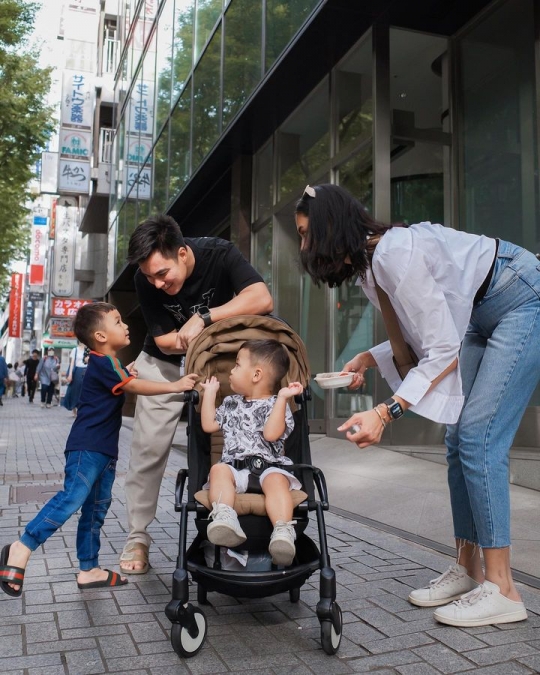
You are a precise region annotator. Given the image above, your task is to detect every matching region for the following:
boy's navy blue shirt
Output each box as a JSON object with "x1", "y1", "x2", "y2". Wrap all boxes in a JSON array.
[{"x1": 65, "y1": 351, "x2": 134, "y2": 458}]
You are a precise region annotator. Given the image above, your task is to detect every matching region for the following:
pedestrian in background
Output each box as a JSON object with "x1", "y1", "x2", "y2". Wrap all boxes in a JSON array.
[
  {"x1": 24, "y1": 350, "x2": 40, "y2": 404},
  {"x1": 0, "y1": 351, "x2": 8, "y2": 406},
  {"x1": 62, "y1": 341, "x2": 88, "y2": 416},
  {"x1": 36, "y1": 349, "x2": 60, "y2": 409}
]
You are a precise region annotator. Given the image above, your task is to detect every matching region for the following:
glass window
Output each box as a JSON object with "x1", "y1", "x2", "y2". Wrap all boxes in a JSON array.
[
  {"x1": 277, "y1": 77, "x2": 329, "y2": 200},
  {"x1": 459, "y1": 0, "x2": 539, "y2": 250},
  {"x1": 173, "y1": 0, "x2": 194, "y2": 102},
  {"x1": 152, "y1": 122, "x2": 170, "y2": 212},
  {"x1": 253, "y1": 219, "x2": 273, "y2": 293},
  {"x1": 223, "y1": 0, "x2": 262, "y2": 128},
  {"x1": 265, "y1": 0, "x2": 319, "y2": 71},
  {"x1": 141, "y1": 31, "x2": 157, "y2": 157},
  {"x1": 115, "y1": 205, "x2": 127, "y2": 275},
  {"x1": 333, "y1": 147, "x2": 374, "y2": 418},
  {"x1": 253, "y1": 138, "x2": 273, "y2": 221},
  {"x1": 192, "y1": 26, "x2": 221, "y2": 170},
  {"x1": 458, "y1": 0, "x2": 540, "y2": 406},
  {"x1": 169, "y1": 83, "x2": 192, "y2": 198},
  {"x1": 336, "y1": 36, "x2": 372, "y2": 156},
  {"x1": 195, "y1": 0, "x2": 222, "y2": 62},
  {"x1": 155, "y1": 0, "x2": 175, "y2": 131},
  {"x1": 390, "y1": 28, "x2": 448, "y2": 226}
]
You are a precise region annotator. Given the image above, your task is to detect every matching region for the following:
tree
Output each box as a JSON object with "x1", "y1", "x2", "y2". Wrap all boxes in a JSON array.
[{"x1": 0, "y1": 0, "x2": 54, "y2": 297}]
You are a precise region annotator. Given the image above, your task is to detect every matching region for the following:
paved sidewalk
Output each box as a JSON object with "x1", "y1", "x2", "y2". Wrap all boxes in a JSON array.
[{"x1": 1, "y1": 397, "x2": 540, "y2": 674}]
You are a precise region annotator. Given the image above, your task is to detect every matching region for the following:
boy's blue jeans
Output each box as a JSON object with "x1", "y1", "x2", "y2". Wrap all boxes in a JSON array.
[
  {"x1": 20, "y1": 450, "x2": 117, "y2": 570},
  {"x1": 446, "y1": 240, "x2": 540, "y2": 548}
]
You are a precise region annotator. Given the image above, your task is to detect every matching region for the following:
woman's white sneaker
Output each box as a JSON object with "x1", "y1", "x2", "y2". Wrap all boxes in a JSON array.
[
  {"x1": 434, "y1": 580, "x2": 528, "y2": 627},
  {"x1": 408, "y1": 564, "x2": 479, "y2": 607}
]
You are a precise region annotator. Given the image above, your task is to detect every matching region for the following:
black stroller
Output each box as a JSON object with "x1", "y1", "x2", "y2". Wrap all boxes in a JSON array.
[{"x1": 165, "y1": 315, "x2": 343, "y2": 657}]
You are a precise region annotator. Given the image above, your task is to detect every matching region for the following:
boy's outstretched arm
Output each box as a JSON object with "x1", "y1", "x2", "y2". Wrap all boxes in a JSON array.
[
  {"x1": 200, "y1": 376, "x2": 221, "y2": 434},
  {"x1": 263, "y1": 382, "x2": 303, "y2": 442},
  {"x1": 123, "y1": 373, "x2": 198, "y2": 397}
]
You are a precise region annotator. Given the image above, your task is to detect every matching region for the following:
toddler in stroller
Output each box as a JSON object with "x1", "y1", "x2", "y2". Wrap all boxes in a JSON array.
[
  {"x1": 166, "y1": 315, "x2": 343, "y2": 658},
  {"x1": 200, "y1": 339, "x2": 304, "y2": 566}
]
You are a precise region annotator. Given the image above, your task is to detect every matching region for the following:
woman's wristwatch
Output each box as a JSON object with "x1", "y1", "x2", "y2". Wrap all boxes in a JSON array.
[{"x1": 384, "y1": 397, "x2": 404, "y2": 420}]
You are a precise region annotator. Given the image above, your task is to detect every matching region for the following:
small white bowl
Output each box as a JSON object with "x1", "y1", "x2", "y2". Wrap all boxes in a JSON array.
[{"x1": 314, "y1": 372, "x2": 354, "y2": 389}]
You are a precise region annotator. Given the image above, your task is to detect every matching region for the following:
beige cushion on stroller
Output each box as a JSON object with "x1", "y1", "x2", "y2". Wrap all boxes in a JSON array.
[{"x1": 186, "y1": 315, "x2": 311, "y2": 516}]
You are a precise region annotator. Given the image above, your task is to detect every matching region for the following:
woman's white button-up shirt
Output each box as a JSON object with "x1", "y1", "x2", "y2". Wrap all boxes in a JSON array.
[{"x1": 359, "y1": 222, "x2": 496, "y2": 423}]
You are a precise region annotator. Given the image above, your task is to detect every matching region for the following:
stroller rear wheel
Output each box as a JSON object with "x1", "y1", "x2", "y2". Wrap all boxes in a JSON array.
[
  {"x1": 170, "y1": 606, "x2": 207, "y2": 658},
  {"x1": 320, "y1": 602, "x2": 342, "y2": 655}
]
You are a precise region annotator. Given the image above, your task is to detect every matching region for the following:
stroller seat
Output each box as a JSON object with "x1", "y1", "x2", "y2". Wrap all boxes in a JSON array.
[{"x1": 166, "y1": 315, "x2": 343, "y2": 659}]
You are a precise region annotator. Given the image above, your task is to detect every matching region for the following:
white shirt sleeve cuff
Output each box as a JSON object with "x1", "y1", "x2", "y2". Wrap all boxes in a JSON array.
[{"x1": 395, "y1": 370, "x2": 432, "y2": 406}]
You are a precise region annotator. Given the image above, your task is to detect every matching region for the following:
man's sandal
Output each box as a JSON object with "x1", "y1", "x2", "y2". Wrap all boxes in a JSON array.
[
  {"x1": 119, "y1": 543, "x2": 150, "y2": 575},
  {"x1": 77, "y1": 569, "x2": 128, "y2": 589},
  {"x1": 0, "y1": 544, "x2": 25, "y2": 597}
]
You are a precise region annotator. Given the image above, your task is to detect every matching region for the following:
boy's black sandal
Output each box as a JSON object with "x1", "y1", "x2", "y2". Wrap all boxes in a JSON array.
[{"x1": 0, "y1": 544, "x2": 25, "y2": 597}]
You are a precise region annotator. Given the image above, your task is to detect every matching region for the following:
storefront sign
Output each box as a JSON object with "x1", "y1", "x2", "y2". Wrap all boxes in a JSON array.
[
  {"x1": 8, "y1": 273, "x2": 24, "y2": 338},
  {"x1": 42, "y1": 334, "x2": 78, "y2": 350},
  {"x1": 23, "y1": 301, "x2": 35, "y2": 331},
  {"x1": 29, "y1": 291, "x2": 44, "y2": 302},
  {"x1": 29, "y1": 213, "x2": 48, "y2": 286},
  {"x1": 58, "y1": 159, "x2": 90, "y2": 193},
  {"x1": 51, "y1": 204, "x2": 78, "y2": 296},
  {"x1": 51, "y1": 298, "x2": 92, "y2": 317},
  {"x1": 50, "y1": 317, "x2": 75, "y2": 338},
  {"x1": 49, "y1": 199, "x2": 57, "y2": 240},
  {"x1": 60, "y1": 129, "x2": 92, "y2": 159},
  {"x1": 124, "y1": 165, "x2": 152, "y2": 200},
  {"x1": 128, "y1": 81, "x2": 155, "y2": 135},
  {"x1": 60, "y1": 71, "x2": 95, "y2": 129},
  {"x1": 40, "y1": 152, "x2": 59, "y2": 193}
]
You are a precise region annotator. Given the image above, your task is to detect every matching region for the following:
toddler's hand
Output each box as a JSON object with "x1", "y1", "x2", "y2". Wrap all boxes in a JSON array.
[
  {"x1": 126, "y1": 362, "x2": 138, "y2": 377},
  {"x1": 278, "y1": 381, "x2": 303, "y2": 399},
  {"x1": 200, "y1": 376, "x2": 220, "y2": 394}
]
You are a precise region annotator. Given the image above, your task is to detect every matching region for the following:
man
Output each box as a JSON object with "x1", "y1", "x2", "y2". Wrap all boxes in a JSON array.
[
  {"x1": 0, "y1": 351, "x2": 7, "y2": 406},
  {"x1": 120, "y1": 215, "x2": 273, "y2": 574},
  {"x1": 24, "y1": 350, "x2": 40, "y2": 404}
]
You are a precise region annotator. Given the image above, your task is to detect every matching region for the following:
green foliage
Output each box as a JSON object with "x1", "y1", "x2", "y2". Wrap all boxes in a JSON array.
[{"x1": 0, "y1": 0, "x2": 54, "y2": 295}]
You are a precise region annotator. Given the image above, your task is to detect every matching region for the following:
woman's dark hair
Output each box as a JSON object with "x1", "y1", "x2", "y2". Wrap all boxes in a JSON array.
[
  {"x1": 127, "y1": 214, "x2": 185, "y2": 264},
  {"x1": 73, "y1": 302, "x2": 117, "y2": 350},
  {"x1": 240, "y1": 339, "x2": 290, "y2": 392},
  {"x1": 295, "y1": 184, "x2": 392, "y2": 287}
]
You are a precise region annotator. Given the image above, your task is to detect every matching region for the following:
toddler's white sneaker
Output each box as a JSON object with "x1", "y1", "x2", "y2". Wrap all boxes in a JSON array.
[
  {"x1": 269, "y1": 520, "x2": 296, "y2": 566},
  {"x1": 207, "y1": 502, "x2": 246, "y2": 548}
]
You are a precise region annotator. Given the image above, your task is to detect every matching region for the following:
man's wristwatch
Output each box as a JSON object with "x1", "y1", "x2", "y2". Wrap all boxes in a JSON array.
[
  {"x1": 384, "y1": 397, "x2": 404, "y2": 420},
  {"x1": 196, "y1": 306, "x2": 212, "y2": 328}
]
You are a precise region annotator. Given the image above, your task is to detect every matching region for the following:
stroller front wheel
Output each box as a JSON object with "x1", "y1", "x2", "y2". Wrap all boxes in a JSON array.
[
  {"x1": 171, "y1": 606, "x2": 207, "y2": 657},
  {"x1": 320, "y1": 603, "x2": 342, "y2": 655}
]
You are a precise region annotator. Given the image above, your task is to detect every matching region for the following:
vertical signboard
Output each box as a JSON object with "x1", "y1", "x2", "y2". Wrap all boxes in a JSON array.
[
  {"x1": 8, "y1": 273, "x2": 24, "y2": 338},
  {"x1": 29, "y1": 211, "x2": 49, "y2": 286},
  {"x1": 58, "y1": 71, "x2": 94, "y2": 194},
  {"x1": 52, "y1": 203, "x2": 78, "y2": 297}
]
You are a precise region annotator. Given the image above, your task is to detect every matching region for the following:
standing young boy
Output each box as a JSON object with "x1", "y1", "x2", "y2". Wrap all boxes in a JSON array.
[
  {"x1": 0, "y1": 302, "x2": 197, "y2": 597},
  {"x1": 200, "y1": 339, "x2": 303, "y2": 567}
]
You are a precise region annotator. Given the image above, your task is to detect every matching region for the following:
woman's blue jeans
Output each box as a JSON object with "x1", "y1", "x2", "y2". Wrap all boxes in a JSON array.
[
  {"x1": 446, "y1": 240, "x2": 540, "y2": 548},
  {"x1": 20, "y1": 450, "x2": 117, "y2": 570}
]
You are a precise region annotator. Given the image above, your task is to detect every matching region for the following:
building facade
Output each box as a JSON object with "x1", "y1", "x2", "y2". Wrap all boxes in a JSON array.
[{"x1": 106, "y1": 0, "x2": 540, "y2": 445}]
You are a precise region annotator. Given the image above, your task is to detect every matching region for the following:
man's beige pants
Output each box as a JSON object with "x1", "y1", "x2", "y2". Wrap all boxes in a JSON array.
[{"x1": 123, "y1": 351, "x2": 184, "y2": 550}]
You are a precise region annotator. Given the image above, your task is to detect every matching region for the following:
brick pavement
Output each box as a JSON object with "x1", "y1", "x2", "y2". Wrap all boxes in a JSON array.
[{"x1": 1, "y1": 396, "x2": 540, "y2": 674}]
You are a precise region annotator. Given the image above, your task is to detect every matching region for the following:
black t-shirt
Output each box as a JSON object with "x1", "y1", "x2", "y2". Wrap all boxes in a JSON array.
[
  {"x1": 24, "y1": 358, "x2": 39, "y2": 379},
  {"x1": 135, "y1": 237, "x2": 264, "y2": 365}
]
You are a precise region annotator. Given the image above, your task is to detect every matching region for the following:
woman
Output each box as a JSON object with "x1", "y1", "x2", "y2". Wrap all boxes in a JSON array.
[
  {"x1": 296, "y1": 183, "x2": 540, "y2": 627},
  {"x1": 36, "y1": 349, "x2": 60, "y2": 409},
  {"x1": 62, "y1": 342, "x2": 88, "y2": 416}
]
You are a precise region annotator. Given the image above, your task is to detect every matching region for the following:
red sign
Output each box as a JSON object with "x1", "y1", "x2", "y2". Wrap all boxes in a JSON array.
[
  {"x1": 51, "y1": 298, "x2": 92, "y2": 317},
  {"x1": 8, "y1": 273, "x2": 24, "y2": 337}
]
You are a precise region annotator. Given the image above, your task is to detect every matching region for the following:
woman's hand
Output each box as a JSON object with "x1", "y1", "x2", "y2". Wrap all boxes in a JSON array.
[
  {"x1": 338, "y1": 409, "x2": 384, "y2": 448},
  {"x1": 343, "y1": 351, "x2": 374, "y2": 390}
]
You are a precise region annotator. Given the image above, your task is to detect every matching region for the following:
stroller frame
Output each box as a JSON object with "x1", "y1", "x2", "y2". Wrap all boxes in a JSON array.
[{"x1": 164, "y1": 317, "x2": 343, "y2": 658}]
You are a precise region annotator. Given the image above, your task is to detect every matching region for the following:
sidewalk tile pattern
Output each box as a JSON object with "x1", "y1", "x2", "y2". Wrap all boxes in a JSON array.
[{"x1": 1, "y1": 397, "x2": 540, "y2": 673}]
